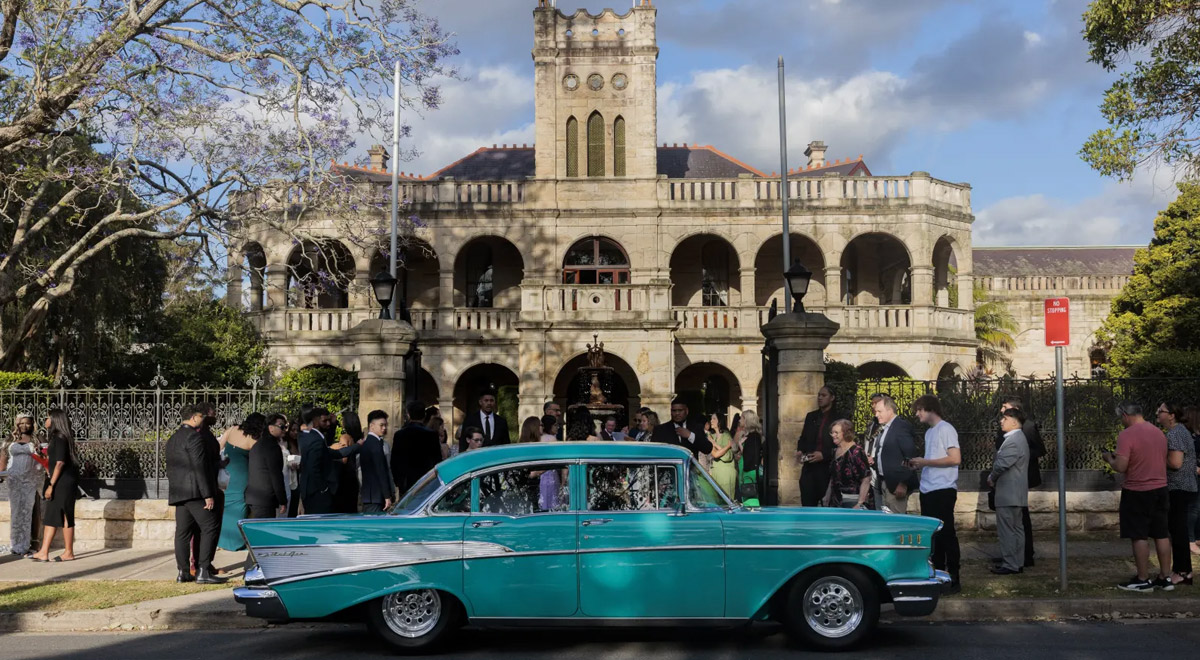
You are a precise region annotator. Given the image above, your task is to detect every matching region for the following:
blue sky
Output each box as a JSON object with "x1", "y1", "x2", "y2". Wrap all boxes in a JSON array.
[{"x1": 385, "y1": 0, "x2": 1176, "y2": 246}]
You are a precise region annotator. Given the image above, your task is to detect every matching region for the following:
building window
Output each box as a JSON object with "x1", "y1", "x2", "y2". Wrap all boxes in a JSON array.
[
  {"x1": 587, "y1": 111, "x2": 605, "y2": 177},
  {"x1": 563, "y1": 237, "x2": 629, "y2": 285},
  {"x1": 613, "y1": 116, "x2": 626, "y2": 177},
  {"x1": 466, "y1": 244, "x2": 494, "y2": 308},
  {"x1": 566, "y1": 116, "x2": 579, "y2": 178},
  {"x1": 700, "y1": 241, "x2": 730, "y2": 307}
]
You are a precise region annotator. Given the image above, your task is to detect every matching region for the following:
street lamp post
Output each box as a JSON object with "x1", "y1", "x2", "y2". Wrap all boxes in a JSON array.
[
  {"x1": 370, "y1": 270, "x2": 398, "y2": 320},
  {"x1": 783, "y1": 261, "x2": 813, "y2": 314}
]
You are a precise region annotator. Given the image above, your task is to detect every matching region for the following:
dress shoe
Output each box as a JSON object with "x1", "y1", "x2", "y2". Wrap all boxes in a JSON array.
[
  {"x1": 195, "y1": 567, "x2": 227, "y2": 584},
  {"x1": 1024, "y1": 557, "x2": 1035, "y2": 568},
  {"x1": 176, "y1": 570, "x2": 194, "y2": 583},
  {"x1": 989, "y1": 565, "x2": 1022, "y2": 575}
]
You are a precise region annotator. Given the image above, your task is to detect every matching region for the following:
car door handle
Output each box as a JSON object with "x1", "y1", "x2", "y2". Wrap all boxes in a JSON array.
[
  {"x1": 581, "y1": 518, "x2": 613, "y2": 526},
  {"x1": 471, "y1": 520, "x2": 502, "y2": 528}
]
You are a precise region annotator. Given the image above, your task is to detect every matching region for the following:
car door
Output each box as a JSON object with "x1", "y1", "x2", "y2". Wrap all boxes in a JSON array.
[
  {"x1": 462, "y1": 461, "x2": 578, "y2": 618},
  {"x1": 577, "y1": 460, "x2": 726, "y2": 618}
]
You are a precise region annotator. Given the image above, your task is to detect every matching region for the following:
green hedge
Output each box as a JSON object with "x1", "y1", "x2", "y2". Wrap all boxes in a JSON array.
[
  {"x1": 1127, "y1": 350, "x2": 1200, "y2": 379},
  {"x1": 267, "y1": 366, "x2": 359, "y2": 421},
  {"x1": 0, "y1": 371, "x2": 54, "y2": 390}
]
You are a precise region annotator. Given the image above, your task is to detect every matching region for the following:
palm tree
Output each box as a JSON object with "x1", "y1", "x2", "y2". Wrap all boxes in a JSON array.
[{"x1": 974, "y1": 284, "x2": 1017, "y2": 370}]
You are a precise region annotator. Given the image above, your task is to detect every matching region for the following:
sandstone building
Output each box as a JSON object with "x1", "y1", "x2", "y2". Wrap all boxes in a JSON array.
[{"x1": 229, "y1": 2, "x2": 1132, "y2": 432}]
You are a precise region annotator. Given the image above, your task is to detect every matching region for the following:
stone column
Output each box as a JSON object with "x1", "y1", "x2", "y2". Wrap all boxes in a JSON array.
[
  {"x1": 224, "y1": 262, "x2": 243, "y2": 309},
  {"x1": 823, "y1": 265, "x2": 842, "y2": 306},
  {"x1": 910, "y1": 264, "x2": 934, "y2": 306},
  {"x1": 738, "y1": 267, "x2": 755, "y2": 308},
  {"x1": 351, "y1": 319, "x2": 416, "y2": 425},
  {"x1": 956, "y1": 273, "x2": 974, "y2": 310},
  {"x1": 761, "y1": 312, "x2": 839, "y2": 506},
  {"x1": 265, "y1": 266, "x2": 289, "y2": 310}
]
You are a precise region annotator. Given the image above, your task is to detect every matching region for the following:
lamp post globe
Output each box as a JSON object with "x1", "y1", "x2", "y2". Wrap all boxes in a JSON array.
[
  {"x1": 783, "y1": 261, "x2": 812, "y2": 314},
  {"x1": 370, "y1": 270, "x2": 398, "y2": 320}
]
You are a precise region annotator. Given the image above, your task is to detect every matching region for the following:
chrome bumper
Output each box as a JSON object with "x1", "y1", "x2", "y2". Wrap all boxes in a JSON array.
[
  {"x1": 233, "y1": 586, "x2": 289, "y2": 621},
  {"x1": 887, "y1": 570, "x2": 952, "y2": 617}
]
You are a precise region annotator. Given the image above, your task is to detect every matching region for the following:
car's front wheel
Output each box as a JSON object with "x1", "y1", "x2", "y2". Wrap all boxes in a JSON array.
[
  {"x1": 366, "y1": 588, "x2": 458, "y2": 654},
  {"x1": 782, "y1": 565, "x2": 879, "y2": 651}
]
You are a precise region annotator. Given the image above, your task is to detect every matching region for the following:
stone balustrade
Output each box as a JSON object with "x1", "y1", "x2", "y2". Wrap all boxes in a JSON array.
[{"x1": 976, "y1": 275, "x2": 1132, "y2": 293}]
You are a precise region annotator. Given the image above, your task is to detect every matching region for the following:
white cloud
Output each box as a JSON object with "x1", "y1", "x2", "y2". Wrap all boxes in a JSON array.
[
  {"x1": 1024, "y1": 30, "x2": 1043, "y2": 46},
  {"x1": 973, "y1": 169, "x2": 1179, "y2": 246}
]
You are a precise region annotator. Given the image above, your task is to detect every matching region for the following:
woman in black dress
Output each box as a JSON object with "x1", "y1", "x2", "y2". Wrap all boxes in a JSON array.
[
  {"x1": 332, "y1": 410, "x2": 364, "y2": 514},
  {"x1": 30, "y1": 409, "x2": 80, "y2": 562}
]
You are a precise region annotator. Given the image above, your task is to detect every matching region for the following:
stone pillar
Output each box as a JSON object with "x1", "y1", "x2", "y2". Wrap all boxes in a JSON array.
[
  {"x1": 738, "y1": 267, "x2": 755, "y2": 307},
  {"x1": 823, "y1": 265, "x2": 842, "y2": 306},
  {"x1": 224, "y1": 262, "x2": 243, "y2": 309},
  {"x1": 351, "y1": 319, "x2": 416, "y2": 425},
  {"x1": 910, "y1": 264, "x2": 934, "y2": 306},
  {"x1": 761, "y1": 312, "x2": 839, "y2": 506},
  {"x1": 265, "y1": 266, "x2": 289, "y2": 310},
  {"x1": 439, "y1": 268, "x2": 455, "y2": 308},
  {"x1": 956, "y1": 273, "x2": 974, "y2": 310}
]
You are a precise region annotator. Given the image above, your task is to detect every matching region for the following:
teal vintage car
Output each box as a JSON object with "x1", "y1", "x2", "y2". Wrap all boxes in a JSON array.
[{"x1": 234, "y1": 442, "x2": 949, "y2": 653}]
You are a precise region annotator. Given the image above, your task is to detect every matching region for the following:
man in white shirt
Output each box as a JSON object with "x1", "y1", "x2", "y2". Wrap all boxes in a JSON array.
[
  {"x1": 909, "y1": 394, "x2": 962, "y2": 593},
  {"x1": 459, "y1": 390, "x2": 509, "y2": 449},
  {"x1": 650, "y1": 399, "x2": 713, "y2": 458}
]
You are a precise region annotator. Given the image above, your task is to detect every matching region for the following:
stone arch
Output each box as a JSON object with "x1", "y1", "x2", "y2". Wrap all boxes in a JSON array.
[
  {"x1": 937, "y1": 361, "x2": 965, "y2": 382},
  {"x1": 675, "y1": 361, "x2": 744, "y2": 424},
  {"x1": 551, "y1": 350, "x2": 642, "y2": 427},
  {"x1": 413, "y1": 367, "x2": 441, "y2": 409},
  {"x1": 452, "y1": 236, "x2": 525, "y2": 308},
  {"x1": 240, "y1": 241, "x2": 267, "y2": 311},
  {"x1": 932, "y1": 235, "x2": 960, "y2": 308},
  {"x1": 561, "y1": 235, "x2": 631, "y2": 284},
  {"x1": 285, "y1": 239, "x2": 355, "y2": 309},
  {"x1": 857, "y1": 361, "x2": 909, "y2": 379},
  {"x1": 368, "y1": 239, "x2": 440, "y2": 310},
  {"x1": 754, "y1": 233, "x2": 826, "y2": 307},
  {"x1": 840, "y1": 232, "x2": 911, "y2": 305},
  {"x1": 669, "y1": 233, "x2": 742, "y2": 306},
  {"x1": 451, "y1": 363, "x2": 520, "y2": 442}
]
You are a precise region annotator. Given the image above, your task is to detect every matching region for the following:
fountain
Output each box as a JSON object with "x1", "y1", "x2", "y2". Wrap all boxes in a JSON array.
[{"x1": 569, "y1": 334, "x2": 625, "y2": 435}]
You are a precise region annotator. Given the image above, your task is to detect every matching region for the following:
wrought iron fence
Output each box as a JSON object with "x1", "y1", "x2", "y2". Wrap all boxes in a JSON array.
[
  {"x1": 0, "y1": 377, "x2": 357, "y2": 496},
  {"x1": 826, "y1": 377, "x2": 1200, "y2": 471}
]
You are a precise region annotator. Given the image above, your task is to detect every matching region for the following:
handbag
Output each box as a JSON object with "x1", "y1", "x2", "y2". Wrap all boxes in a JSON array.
[
  {"x1": 738, "y1": 481, "x2": 759, "y2": 501},
  {"x1": 217, "y1": 467, "x2": 231, "y2": 491}
]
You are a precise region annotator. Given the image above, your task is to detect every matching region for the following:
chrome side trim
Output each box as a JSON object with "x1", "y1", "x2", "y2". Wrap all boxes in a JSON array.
[
  {"x1": 471, "y1": 616, "x2": 749, "y2": 627},
  {"x1": 256, "y1": 541, "x2": 513, "y2": 585}
]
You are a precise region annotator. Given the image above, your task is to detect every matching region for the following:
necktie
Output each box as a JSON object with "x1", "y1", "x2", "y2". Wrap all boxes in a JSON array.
[{"x1": 484, "y1": 414, "x2": 492, "y2": 441}]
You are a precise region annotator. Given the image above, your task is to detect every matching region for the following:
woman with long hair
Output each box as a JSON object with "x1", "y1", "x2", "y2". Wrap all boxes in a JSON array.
[
  {"x1": 708, "y1": 412, "x2": 738, "y2": 499},
  {"x1": 2, "y1": 413, "x2": 42, "y2": 556},
  {"x1": 565, "y1": 406, "x2": 597, "y2": 442},
  {"x1": 519, "y1": 416, "x2": 542, "y2": 444},
  {"x1": 284, "y1": 420, "x2": 302, "y2": 517},
  {"x1": 30, "y1": 409, "x2": 80, "y2": 562},
  {"x1": 1158, "y1": 401, "x2": 1196, "y2": 586},
  {"x1": 217, "y1": 412, "x2": 265, "y2": 550},
  {"x1": 738, "y1": 411, "x2": 764, "y2": 507},
  {"x1": 333, "y1": 410, "x2": 364, "y2": 514}
]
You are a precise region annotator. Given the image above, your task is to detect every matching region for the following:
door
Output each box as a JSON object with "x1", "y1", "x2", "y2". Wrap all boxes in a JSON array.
[
  {"x1": 462, "y1": 462, "x2": 578, "y2": 617},
  {"x1": 577, "y1": 462, "x2": 726, "y2": 618}
]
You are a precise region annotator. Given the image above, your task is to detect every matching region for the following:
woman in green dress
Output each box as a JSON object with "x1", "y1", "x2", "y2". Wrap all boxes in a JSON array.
[
  {"x1": 707, "y1": 413, "x2": 738, "y2": 499},
  {"x1": 217, "y1": 413, "x2": 263, "y2": 552},
  {"x1": 737, "y1": 411, "x2": 764, "y2": 507}
]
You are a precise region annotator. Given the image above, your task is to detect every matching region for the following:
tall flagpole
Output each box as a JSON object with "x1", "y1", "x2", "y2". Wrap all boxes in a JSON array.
[
  {"x1": 389, "y1": 60, "x2": 401, "y2": 319},
  {"x1": 778, "y1": 56, "x2": 792, "y2": 313}
]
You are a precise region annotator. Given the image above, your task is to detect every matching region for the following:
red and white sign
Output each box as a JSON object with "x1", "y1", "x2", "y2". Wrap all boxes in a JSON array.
[{"x1": 1044, "y1": 297, "x2": 1070, "y2": 346}]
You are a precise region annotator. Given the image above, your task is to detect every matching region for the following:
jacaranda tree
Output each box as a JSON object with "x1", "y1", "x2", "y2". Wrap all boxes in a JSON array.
[{"x1": 0, "y1": 1, "x2": 457, "y2": 369}]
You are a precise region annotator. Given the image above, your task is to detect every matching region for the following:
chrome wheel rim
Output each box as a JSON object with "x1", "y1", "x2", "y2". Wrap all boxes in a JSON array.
[
  {"x1": 802, "y1": 576, "x2": 863, "y2": 638},
  {"x1": 381, "y1": 589, "x2": 441, "y2": 638}
]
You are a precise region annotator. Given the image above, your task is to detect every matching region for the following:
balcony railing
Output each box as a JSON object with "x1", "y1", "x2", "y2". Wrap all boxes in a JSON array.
[
  {"x1": 543, "y1": 285, "x2": 651, "y2": 314},
  {"x1": 410, "y1": 308, "x2": 518, "y2": 333},
  {"x1": 284, "y1": 308, "x2": 376, "y2": 333},
  {"x1": 671, "y1": 304, "x2": 974, "y2": 340}
]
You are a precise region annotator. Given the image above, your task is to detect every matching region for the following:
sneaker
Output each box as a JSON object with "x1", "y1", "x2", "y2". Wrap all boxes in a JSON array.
[
  {"x1": 1155, "y1": 577, "x2": 1175, "y2": 592},
  {"x1": 1117, "y1": 577, "x2": 1156, "y2": 592}
]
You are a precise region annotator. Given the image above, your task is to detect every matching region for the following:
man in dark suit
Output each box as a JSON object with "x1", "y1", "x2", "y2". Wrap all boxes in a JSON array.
[
  {"x1": 393, "y1": 402, "x2": 442, "y2": 495},
  {"x1": 996, "y1": 397, "x2": 1046, "y2": 567},
  {"x1": 651, "y1": 399, "x2": 713, "y2": 458},
  {"x1": 796, "y1": 386, "x2": 839, "y2": 507},
  {"x1": 459, "y1": 390, "x2": 509, "y2": 450},
  {"x1": 246, "y1": 413, "x2": 288, "y2": 520},
  {"x1": 166, "y1": 402, "x2": 225, "y2": 584},
  {"x1": 360, "y1": 410, "x2": 394, "y2": 514},
  {"x1": 298, "y1": 407, "x2": 360, "y2": 514},
  {"x1": 189, "y1": 401, "x2": 225, "y2": 577},
  {"x1": 868, "y1": 394, "x2": 919, "y2": 513}
]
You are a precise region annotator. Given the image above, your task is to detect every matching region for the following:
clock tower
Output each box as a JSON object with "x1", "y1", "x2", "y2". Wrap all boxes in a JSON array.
[{"x1": 532, "y1": 1, "x2": 659, "y2": 180}]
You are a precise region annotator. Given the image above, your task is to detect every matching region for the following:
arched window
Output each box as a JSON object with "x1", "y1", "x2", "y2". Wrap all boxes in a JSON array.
[
  {"x1": 565, "y1": 116, "x2": 579, "y2": 178},
  {"x1": 563, "y1": 237, "x2": 629, "y2": 284},
  {"x1": 700, "y1": 241, "x2": 730, "y2": 307},
  {"x1": 465, "y1": 243, "x2": 494, "y2": 308},
  {"x1": 613, "y1": 116, "x2": 626, "y2": 177},
  {"x1": 587, "y1": 111, "x2": 605, "y2": 177}
]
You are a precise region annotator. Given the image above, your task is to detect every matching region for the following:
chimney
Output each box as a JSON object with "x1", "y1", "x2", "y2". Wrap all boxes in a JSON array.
[
  {"x1": 367, "y1": 144, "x2": 389, "y2": 172},
  {"x1": 804, "y1": 140, "x2": 827, "y2": 168}
]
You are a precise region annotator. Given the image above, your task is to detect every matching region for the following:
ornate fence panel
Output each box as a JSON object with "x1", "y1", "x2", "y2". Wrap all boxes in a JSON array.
[
  {"x1": 0, "y1": 380, "x2": 357, "y2": 499},
  {"x1": 826, "y1": 377, "x2": 1200, "y2": 472}
]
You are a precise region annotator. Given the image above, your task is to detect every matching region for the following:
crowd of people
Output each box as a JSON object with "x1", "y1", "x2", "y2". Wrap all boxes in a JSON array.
[{"x1": 6, "y1": 388, "x2": 1199, "y2": 596}]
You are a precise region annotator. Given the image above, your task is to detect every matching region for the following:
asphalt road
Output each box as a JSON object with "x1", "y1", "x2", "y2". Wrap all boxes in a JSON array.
[{"x1": 5, "y1": 620, "x2": 1200, "y2": 660}]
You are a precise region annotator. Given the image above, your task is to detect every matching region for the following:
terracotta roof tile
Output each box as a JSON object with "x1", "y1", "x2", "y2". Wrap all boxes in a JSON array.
[{"x1": 972, "y1": 246, "x2": 1138, "y2": 276}]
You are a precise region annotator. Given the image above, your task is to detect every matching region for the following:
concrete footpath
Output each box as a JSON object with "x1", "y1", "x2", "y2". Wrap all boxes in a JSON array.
[{"x1": 0, "y1": 536, "x2": 1198, "y2": 633}]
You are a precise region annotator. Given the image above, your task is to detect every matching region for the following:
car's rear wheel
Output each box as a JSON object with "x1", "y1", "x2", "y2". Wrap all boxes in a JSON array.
[
  {"x1": 366, "y1": 588, "x2": 458, "y2": 654},
  {"x1": 782, "y1": 565, "x2": 879, "y2": 651}
]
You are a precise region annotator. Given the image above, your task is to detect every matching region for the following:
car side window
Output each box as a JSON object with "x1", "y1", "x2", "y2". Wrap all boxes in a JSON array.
[
  {"x1": 687, "y1": 459, "x2": 728, "y2": 509},
  {"x1": 432, "y1": 480, "x2": 471, "y2": 514},
  {"x1": 586, "y1": 464, "x2": 678, "y2": 511},
  {"x1": 478, "y1": 464, "x2": 570, "y2": 515}
]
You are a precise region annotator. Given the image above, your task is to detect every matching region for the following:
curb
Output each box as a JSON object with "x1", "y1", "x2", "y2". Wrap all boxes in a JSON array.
[
  {"x1": 887, "y1": 597, "x2": 1200, "y2": 622},
  {"x1": 5, "y1": 597, "x2": 1199, "y2": 633}
]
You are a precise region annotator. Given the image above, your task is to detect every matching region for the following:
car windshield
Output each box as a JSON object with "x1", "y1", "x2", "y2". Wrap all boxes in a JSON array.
[
  {"x1": 687, "y1": 459, "x2": 732, "y2": 509},
  {"x1": 391, "y1": 471, "x2": 443, "y2": 515}
]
